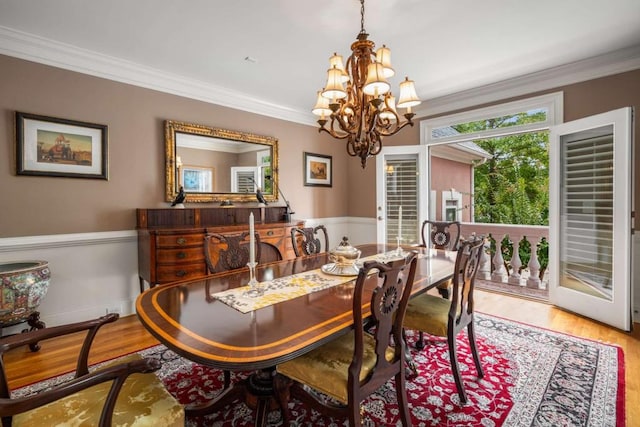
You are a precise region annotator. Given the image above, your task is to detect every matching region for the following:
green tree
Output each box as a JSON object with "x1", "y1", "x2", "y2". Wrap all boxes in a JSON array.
[{"x1": 453, "y1": 112, "x2": 549, "y2": 225}]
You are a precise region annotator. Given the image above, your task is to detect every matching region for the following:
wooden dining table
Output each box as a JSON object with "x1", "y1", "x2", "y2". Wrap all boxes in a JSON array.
[{"x1": 136, "y1": 243, "x2": 457, "y2": 426}]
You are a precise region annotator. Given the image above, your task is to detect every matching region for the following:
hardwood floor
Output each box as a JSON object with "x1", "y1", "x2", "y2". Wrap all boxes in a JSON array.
[{"x1": 4, "y1": 290, "x2": 639, "y2": 425}]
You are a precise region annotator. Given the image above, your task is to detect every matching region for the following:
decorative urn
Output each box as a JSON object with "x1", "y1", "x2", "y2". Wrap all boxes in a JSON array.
[
  {"x1": 0, "y1": 260, "x2": 50, "y2": 327},
  {"x1": 322, "y1": 237, "x2": 362, "y2": 276}
]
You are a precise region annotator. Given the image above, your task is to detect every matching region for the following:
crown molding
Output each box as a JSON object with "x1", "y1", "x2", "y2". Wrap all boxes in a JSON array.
[
  {"x1": 415, "y1": 44, "x2": 640, "y2": 118},
  {"x1": 2, "y1": 26, "x2": 639, "y2": 126},
  {"x1": 0, "y1": 26, "x2": 316, "y2": 127}
]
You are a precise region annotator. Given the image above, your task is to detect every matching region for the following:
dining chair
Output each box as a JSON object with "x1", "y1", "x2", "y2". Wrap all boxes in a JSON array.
[
  {"x1": 290, "y1": 225, "x2": 329, "y2": 256},
  {"x1": 258, "y1": 241, "x2": 283, "y2": 263},
  {"x1": 420, "y1": 220, "x2": 461, "y2": 300},
  {"x1": 204, "y1": 231, "x2": 261, "y2": 274},
  {"x1": 0, "y1": 313, "x2": 183, "y2": 427},
  {"x1": 204, "y1": 231, "x2": 262, "y2": 389},
  {"x1": 274, "y1": 252, "x2": 418, "y2": 426},
  {"x1": 403, "y1": 237, "x2": 485, "y2": 404}
]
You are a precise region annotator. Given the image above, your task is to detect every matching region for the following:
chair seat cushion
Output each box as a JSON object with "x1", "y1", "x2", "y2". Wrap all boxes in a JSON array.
[
  {"x1": 404, "y1": 293, "x2": 450, "y2": 337},
  {"x1": 14, "y1": 354, "x2": 184, "y2": 427},
  {"x1": 277, "y1": 331, "x2": 395, "y2": 404}
]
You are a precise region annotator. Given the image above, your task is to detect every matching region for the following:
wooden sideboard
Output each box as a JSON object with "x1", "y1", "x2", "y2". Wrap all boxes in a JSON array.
[{"x1": 137, "y1": 207, "x2": 304, "y2": 291}]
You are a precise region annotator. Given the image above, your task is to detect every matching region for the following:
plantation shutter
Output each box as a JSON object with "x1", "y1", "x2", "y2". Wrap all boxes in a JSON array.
[
  {"x1": 559, "y1": 126, "x2": 614, "y2": 299},
  {"x1": 385, "y1": 158, "x2": 419, "y2": 245}
]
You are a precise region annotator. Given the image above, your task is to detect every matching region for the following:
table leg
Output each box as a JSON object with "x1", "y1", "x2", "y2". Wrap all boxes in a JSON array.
[{"x1": 185, "y1": 367, "x2": 281, "y2": 427}]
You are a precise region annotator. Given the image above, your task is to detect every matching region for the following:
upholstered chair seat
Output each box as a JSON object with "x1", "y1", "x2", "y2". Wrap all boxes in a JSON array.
[
  {"x1": 0, "y1": 314, "x2": 184, "y2": 427},
  {"x1": 276, "y1": 331, "x2": 395, "y2": 404},
  {"x1": 403, "y1": 293, "x2": 451, "y2": 337},
  {"x1": 13, "y1": 354, "x2": 184, "y2": 427}
]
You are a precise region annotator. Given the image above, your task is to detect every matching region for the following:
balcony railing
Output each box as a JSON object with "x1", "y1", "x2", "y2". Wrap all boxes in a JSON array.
[{"x1": 459, "y1": 222, "x2": 549, "y2": 290}]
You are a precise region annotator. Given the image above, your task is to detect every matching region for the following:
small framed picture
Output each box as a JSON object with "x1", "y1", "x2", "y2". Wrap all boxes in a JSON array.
[
  {"x1": 304, "y1": 152, "x2": 332, "y2": 187},
  {"x1": 180, "y1": 166, "x2": 214, "y2": 193},
  {"x1": 15, "y1": 112, "x2": 108, "y2": 180}
]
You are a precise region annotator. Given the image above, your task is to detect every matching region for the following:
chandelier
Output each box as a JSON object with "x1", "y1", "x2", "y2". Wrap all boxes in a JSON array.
[{"x1": 312, "y1": 0, "x2": 421, "y2": 168}]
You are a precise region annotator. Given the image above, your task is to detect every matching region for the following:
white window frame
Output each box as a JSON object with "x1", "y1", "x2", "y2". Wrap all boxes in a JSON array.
[{"x1": 421, "y1": 92, "x2": 564, "y2": 146}]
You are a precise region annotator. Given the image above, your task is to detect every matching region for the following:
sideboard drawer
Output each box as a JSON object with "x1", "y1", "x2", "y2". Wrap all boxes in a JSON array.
[
  {"x1": 156, "y1": 263, "x2": 206, "y2": 282},
  {"x1": 156, "y1": 233, "x2": 204, "y2": 248},
  {"x1": 256, "y1": 227, "x2": 285, "y2": 240},
  {"x1": 156, "y1": 247, "x2": 204, "y2": 264}
]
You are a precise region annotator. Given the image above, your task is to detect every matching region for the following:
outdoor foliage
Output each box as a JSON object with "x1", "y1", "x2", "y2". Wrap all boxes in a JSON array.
[{"x1": 453, "y1": 112, "x2": 549, "y2": 226}]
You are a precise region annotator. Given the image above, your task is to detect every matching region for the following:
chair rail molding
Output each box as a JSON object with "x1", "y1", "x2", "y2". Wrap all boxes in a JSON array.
[{"x1": 0, "y1": 230, "x2": 139, "y2": 331}]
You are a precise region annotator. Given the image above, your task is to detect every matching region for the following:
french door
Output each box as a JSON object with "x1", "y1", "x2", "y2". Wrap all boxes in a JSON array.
[
  {"x1": 375, "y1": 146, "x2": 427, "y2": 245},
  {"x1": 549, "y1": 107, "x2": 634, "y2": 331}
]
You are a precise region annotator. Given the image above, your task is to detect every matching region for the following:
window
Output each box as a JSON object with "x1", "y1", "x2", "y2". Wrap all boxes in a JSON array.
[{"x1": 421, "y1": 92, "x2": 563, "y2": 226}]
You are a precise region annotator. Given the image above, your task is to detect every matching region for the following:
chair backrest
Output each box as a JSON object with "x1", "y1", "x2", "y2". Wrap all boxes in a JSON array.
[
  {"x1": 449, "y1": 237, "x2": 485, "y2": 332},
  {"x1": 291, "y1": 225, "x2": 329, "y2": 256},
  {"x1": 259, "y1": 241, "x2": 283, "y2": 263},
  {"x1": 204, "y1": 232, "x2": 261, "y2": 273},
  {"x1": 349, "y1": 252, "x2": 418, "y2": 400},
  {"x1": 421, "y1": 220, "x2": 461, "y2": 251}
]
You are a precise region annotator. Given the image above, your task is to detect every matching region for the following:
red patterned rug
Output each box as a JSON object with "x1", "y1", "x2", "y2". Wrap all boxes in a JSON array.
[{"x1": 14, "y1": 313, "x2": 624, "y2": 426}]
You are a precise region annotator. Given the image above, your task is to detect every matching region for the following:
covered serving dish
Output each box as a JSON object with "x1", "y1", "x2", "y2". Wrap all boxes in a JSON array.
[{"x1": 321, "y1": 237, "x2": 361, "y2": 276}]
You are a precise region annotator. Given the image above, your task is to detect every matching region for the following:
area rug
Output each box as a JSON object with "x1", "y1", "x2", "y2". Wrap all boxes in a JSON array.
[{"x1": 13, "y1": 313, "x2": 624, "y2": 426}]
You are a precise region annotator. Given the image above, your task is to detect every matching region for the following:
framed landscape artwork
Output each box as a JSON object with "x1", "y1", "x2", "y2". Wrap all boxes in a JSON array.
[
  {"x1": 303, "y1": 152, "x2": 332, "y2": 187},
  {"x1": 15, "y1": 112, "x2": 108, "y2": 179}
]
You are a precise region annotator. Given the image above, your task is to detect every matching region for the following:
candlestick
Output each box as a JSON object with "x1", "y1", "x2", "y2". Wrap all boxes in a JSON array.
[
  {"x1": 249, "y1": 212, "x2": 255, "y2": 264},
  {"x1": 398, "y1": 205, "x2": 402, "y2": 240}
]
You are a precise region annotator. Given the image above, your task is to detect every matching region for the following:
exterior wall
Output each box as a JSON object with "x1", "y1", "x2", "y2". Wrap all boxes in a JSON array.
[
  {"x1": 430, "y1": 156, "x2": 473, "y2": 222},
  {"x1": 0, "y1": 54, "x2": 347, "y2": 238}
]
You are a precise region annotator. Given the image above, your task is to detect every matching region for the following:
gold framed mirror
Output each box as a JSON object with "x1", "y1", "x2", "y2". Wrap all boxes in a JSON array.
[{"x1": 165, "y1": 120, "x2": 279, "y2": 203}]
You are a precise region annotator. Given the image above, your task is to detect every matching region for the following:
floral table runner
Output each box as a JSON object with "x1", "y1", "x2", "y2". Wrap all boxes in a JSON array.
[{"x1": 211, "y1": 250, "x2": 417, "y2": 313}]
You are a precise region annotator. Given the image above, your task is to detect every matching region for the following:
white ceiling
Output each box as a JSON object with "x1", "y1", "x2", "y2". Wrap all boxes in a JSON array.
[{"x1": 1, "y1": 0, "x2": 639, "y2": 124}]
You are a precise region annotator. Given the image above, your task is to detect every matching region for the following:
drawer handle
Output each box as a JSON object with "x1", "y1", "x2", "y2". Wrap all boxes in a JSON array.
[
  {"x1": 176, "y1": 237, "x2": 187, "y2": 245},
  {"x1": 176, "y1": 251, "x2": 186, "y2": 259},
  {"x1": 266, "y1": 230, "x2": 274, "y2": 236},
  {"x1": 175, "y1": 270, "x2": 186, "y2": 277}
]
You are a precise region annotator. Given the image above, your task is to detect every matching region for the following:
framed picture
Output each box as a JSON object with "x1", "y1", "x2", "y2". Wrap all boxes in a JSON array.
[
  {"x1": 15, "y1": 112, "x2": 108, "y2": 180},
  {"x1": 304, "y1": 152, "x2": 332, "y2": 187},
  {"x1": 181, "y1": 166, "x2": 214, "y2": 193}
]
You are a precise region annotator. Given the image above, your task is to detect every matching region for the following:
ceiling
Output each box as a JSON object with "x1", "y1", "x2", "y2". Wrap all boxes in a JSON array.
[{"x1": 1, "y1": 0, "x2": 639, "y2": 124}]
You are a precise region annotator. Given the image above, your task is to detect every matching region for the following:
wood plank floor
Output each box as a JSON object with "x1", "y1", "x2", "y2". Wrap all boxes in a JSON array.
[{"x1": 4, "y1": 290, "x2": 639, "y2": 425}]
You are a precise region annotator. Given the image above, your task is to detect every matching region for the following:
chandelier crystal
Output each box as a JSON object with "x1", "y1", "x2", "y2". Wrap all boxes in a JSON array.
[{"x1": 312, "y1": 0, "x2": 421, "y2": 168}]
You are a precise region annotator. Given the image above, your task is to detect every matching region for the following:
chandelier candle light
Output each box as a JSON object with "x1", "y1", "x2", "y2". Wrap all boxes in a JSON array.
[{"x1": 312, "y1": 0, "x2": 421, "y2": 168}]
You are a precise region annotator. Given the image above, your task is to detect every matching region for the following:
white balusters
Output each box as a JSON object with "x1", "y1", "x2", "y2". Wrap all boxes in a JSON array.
[
  {"x1": 526, "y1": 238, "x2": 542, "y2": 289},
  {"x1": 491, "y1": 238, "x2": 508, "y2": 282},
  {"x1": 477, "y1": 239, "x2": 492, "y2": 280},
  {"x1": 508, "y1": 239, "x2": 523, "y2": 286}
]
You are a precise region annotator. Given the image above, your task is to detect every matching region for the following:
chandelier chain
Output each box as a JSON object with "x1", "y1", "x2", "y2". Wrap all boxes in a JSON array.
[
  {"x1": 360, "y1": 0, "x2": 365, "y2": 34},
  {"x1": 313, "y1": 0, "x2": 421, "y2": 168}
]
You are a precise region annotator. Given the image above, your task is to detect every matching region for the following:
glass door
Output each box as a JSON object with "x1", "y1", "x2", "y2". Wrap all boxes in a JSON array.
[
  {"x1": 375, "y1": 146, "x2": 427, "y2": 245},
  {"x1": 549, "y1": 107, "x2": 633, "y2": 331}
]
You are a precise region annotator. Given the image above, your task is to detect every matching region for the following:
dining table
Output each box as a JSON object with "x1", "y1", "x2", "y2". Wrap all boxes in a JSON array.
[{"x1": 136, "y1": 243, "x2": 457, "y2": 426}]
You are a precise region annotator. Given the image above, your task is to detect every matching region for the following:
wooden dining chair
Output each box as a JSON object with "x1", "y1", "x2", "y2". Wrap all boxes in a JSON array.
[
  {"x1": 204, "y1": 231, "x2": 261, "y2": 274},
  {"x1": 291, "y1": 225, "x2": 329, "y2": 256},
  {"x1": 274, "y1": 252, "x2": 418, "y2": 426},
  {"x1": 204, "y1": 231, "x2": 262, "y2": 389},
  {"x1": 258, "y1": 241, "x2": 283, "y2": 263},
  {"x1": 403, "y1": 237, "x2": 485, "y2": 404},
  {"x1": 420, "y1": 220, "x2": 461, "y2": 299},
  {"x1": 0, "y1": 314, "x2": 183, "y2": 427}
]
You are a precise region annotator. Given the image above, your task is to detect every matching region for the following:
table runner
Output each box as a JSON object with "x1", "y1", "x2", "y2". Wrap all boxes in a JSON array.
[{"x1": 212, "y1": 250, "x2": 417, "y2": 313}]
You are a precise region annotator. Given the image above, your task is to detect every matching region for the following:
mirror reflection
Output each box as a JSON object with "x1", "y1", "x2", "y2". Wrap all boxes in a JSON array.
[{"x1": 165, "y1": 121, "x2": 279, "y2": 203}]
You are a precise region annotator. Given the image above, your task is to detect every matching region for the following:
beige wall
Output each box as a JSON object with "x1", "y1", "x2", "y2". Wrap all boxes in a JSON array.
[
  {"x1": 0, "y1": 54, "x2": 347, "y2": 238},
  {"x1": 2, "y1": 54, "x2": 638, "y2": 238},
  {"x1": 430, "y1": 157, "x2": 473, "y2": 222},
  {"x1": 347, "y1": 69, "x2": 640, "y2": 226}
]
